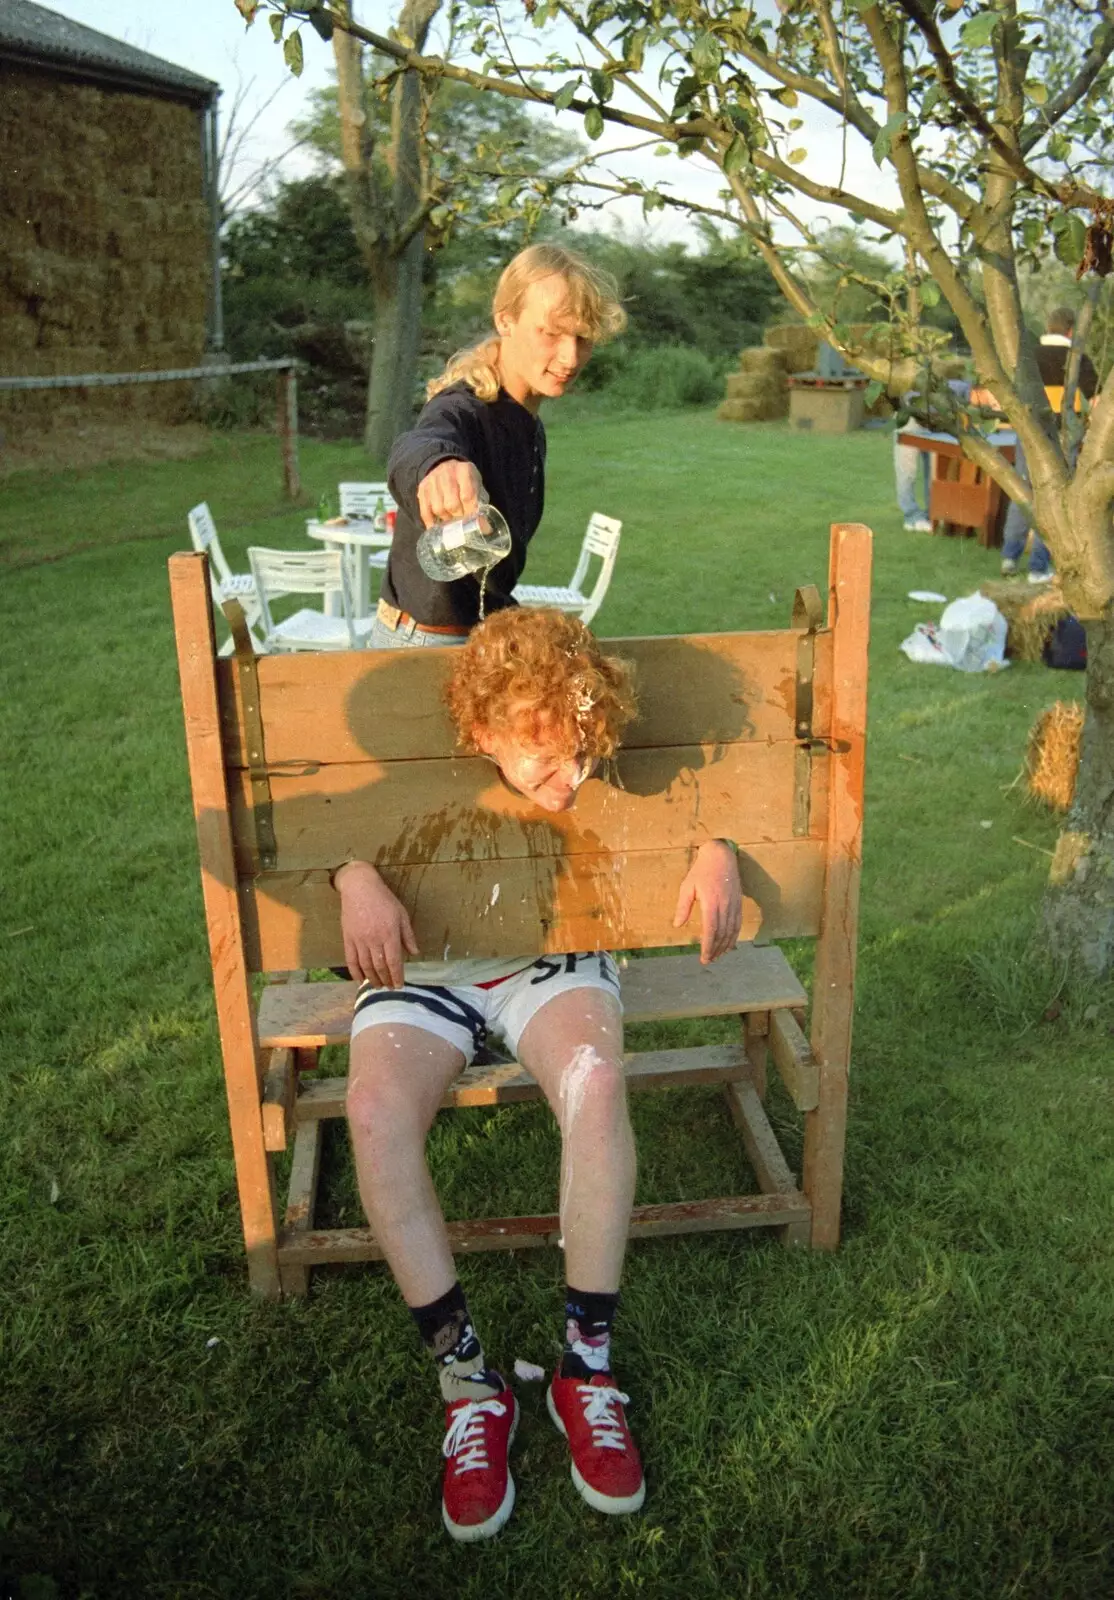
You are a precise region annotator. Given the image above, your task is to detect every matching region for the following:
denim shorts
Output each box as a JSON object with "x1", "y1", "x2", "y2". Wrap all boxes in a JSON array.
[{"x1": 369, "y1": 615, "x2": 468, "y2": 650}]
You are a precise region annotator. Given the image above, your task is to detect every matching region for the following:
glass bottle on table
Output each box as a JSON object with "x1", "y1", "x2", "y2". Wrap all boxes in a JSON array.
[{"x1": 416, "y1": 500, "x2": 512, "y2": 583}]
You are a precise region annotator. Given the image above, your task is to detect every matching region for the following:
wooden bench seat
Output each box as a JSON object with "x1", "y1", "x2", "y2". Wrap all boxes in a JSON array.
[{"x1": 169, "y1": 522, "x2": 871, "y2": 1298}]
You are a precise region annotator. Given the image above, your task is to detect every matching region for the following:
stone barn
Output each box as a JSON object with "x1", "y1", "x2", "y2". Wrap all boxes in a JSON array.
[{"x1": 0, "y1": 0, "x2": 221, "y2": 437}]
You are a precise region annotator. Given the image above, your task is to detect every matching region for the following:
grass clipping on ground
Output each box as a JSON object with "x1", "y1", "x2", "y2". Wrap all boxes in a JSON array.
[{"x1": 1027, "y1": 700, "x2": 1084, "y2": 810}]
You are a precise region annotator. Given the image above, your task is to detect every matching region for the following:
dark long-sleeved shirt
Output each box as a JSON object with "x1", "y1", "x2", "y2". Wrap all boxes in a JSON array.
[
  {"x1": 1036, "y1": 334, "x2": 1099, "y2": 408},
  {"x1": 385, "y1": 382, "x2": 546, "y2": 628}
]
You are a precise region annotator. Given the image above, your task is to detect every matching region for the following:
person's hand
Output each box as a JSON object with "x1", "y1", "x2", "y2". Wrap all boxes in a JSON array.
[
  {"x1": 417, "y1": 460, "x2": 485, "y2": 527},
  {"x1": 334, "y1": 860, "x2": 419, "y2": 987},
  {"x1": 672, "y1": 840, "x2": 743, "y2": 964}
]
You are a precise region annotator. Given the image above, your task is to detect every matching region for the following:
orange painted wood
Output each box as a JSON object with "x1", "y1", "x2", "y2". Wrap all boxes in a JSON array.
[
  {"x1": 258, "y1": 944, "x2": 807, "y2": 1049},
  {"x1": 276, "y1": 1191, "x2": 812, "y2": 1264},
  {"x1": 168, "y1": 553, "x2": 281, "y2": 1298},
  {"x1": 227, "y1": 739, "x2": 829, "y2": 877},
  {"x1": 261, "y1": 1048, "x2": 295, "y2": 1152},
  {"x1": 804, "y1": 524, "x2": 871, "y2": 1248},
  {"x1": 217, "y1": 630, "x2": 833, "y2": 767},
  {"x1": 240, "y1": 841, "x2": 827, "y2": 972}
]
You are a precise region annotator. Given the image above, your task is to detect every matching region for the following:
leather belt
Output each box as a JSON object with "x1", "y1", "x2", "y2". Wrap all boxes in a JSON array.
[{"x1": 376, "y1": 597, "x2": 469, "y2": 636}]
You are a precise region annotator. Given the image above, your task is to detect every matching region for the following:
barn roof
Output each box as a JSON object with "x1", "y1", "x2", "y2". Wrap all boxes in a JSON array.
[{"x1": 0, "y1": 0, "x2": 219, "y2": 105}]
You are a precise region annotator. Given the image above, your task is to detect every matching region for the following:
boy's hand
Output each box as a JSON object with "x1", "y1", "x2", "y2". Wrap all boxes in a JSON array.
[
  {"x1": 417, "y1": 460, "x2": 485, "y2": 527},
  {"x1": 672, "y1": 841, "x2": 743, "y2": 964},
  {"x1": 334, "y1": 860, "x2": 419, "y2": 988}
]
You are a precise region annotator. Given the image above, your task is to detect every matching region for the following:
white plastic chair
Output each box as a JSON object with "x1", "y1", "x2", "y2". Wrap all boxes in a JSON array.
[
  {"x1": 187, "y1": 502, "x2": 266, "y2": 655},
  {"x1": 338, "y1": 481, "x2": 396, "y2": 570},
  {"x1": 512, "y1": 513, "x2": 623, "y2": 625},
  {"x1": 247, "y1": 547, "x2": 375, "y2": 652}
]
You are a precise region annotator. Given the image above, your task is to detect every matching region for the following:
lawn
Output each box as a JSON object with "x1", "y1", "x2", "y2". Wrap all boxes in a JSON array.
[{"x1": 1, "y1": 412, "x2": 1111, "y2": 1600}]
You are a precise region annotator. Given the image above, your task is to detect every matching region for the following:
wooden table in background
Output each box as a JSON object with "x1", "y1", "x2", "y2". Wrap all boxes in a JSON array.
[{"x1": 898, "y1": 430, "x2": 1017, "y2": 548}]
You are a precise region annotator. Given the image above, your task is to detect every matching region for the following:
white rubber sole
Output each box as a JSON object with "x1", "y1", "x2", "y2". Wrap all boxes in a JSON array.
[
  {"x1": 546, "y1": 1385, "x2": 646, "y2": 1515},
  {"x1": 442, "y1": 1398, "x2": 518, "y2": 1543}
]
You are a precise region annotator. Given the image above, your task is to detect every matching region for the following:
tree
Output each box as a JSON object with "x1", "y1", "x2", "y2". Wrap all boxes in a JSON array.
[{"x1": 239, "y1": 0, "x2": 1114, "y2": 975}]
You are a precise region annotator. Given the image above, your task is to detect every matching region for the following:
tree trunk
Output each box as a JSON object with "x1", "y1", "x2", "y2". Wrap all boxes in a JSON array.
[
  {"x1": 364, "y1": 234, "x2": 424, "y2": 460},
  {"x1": 1040, "y1": 615, "x2": 1114, "y2": 976}
]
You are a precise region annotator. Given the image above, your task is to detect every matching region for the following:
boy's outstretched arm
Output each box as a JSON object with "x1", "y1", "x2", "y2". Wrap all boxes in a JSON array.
[{"x1": 672, "y1": 840, "x2": 743, "y2": 964}]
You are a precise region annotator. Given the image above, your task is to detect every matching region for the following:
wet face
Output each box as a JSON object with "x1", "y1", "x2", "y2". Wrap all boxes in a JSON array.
[
  {"x1": 496, "y1": 274, "x2": 595, "y2": 410},
  {"x1": 476, "y1": 717, "x2": 598, "y2": 814}
]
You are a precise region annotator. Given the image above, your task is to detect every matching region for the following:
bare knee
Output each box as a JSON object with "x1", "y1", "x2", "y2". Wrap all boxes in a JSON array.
[
  {"x1": 558, "y1": 1044, "x2": 628, "y2": 1137},
  {"x1": 346, "y1": 1058, "x2": 424, "y2": 1162}
]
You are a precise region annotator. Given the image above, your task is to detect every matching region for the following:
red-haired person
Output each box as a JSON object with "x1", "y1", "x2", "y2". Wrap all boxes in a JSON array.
[
  {"x1": 373, "y1": 244, "x2": 626, "y2": 648},
  {"x1": 332, "y1": 608, "x2": 743, "y2": 1540}
]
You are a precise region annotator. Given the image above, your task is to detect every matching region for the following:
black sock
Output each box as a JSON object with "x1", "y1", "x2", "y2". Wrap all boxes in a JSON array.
[
  {"x1": 560, "y1": 1286, "x2": 619, "y2": 1379},
  {"x1": 410, "y1": 1282, "x2": 501, "y2": 1403}
]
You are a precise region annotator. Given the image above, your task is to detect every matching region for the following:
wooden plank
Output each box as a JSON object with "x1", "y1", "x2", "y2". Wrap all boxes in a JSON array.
[
  {"x1": 227, "y1": 740, "x2": 829, "y2": 877},
  {"x1": 258, "y1": 945, "x2": 808, "y2": 1049},
  {"x1": 768, "y1": 1008, "x2": 819, "y2": 1112},
  {"x1": 295, "y1": 1042, "x2": 749, "y2": 1121},
  {"x1": 168, "y1": 552, "x2": 281, "y2": 1300},
  {"x1": 261, "y1": 1047, "x2": 295, "y2": 1152},
  {"x1": 242, "y1": 840, "x2": 827, "y2": 972},
  {"x1": 278, "y1": 1119, "x2": 323, "y2": 1297},
  {"x1": 218, "y1": 630, "x2": 833, "y2": 767},
  {"x1": 804, "y1": 524, "x2": 872, "y2": 1249},
  {"x1": 277, "y1": 1191, "x2": 812, "y2": 1265},
  {"x1": 744, "y1": 1010, "x2": 769, "y2": 1098},
  {"x1": 725, "y1": 1080, "x2": 812, "y2": 1247}
]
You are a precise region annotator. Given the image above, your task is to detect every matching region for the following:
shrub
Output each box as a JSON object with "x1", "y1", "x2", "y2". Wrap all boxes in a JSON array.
[{"x1": 609, "y1": 345, "x2": 721, "y2": 409}]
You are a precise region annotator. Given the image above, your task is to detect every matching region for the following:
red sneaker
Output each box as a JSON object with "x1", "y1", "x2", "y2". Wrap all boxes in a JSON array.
[
  {"x1": 547, "y1": 1371, "x2": 645, "y2": 1514},
  {"x1": 441, "y1": 1385, "x2": 518, "y2": 1542}
]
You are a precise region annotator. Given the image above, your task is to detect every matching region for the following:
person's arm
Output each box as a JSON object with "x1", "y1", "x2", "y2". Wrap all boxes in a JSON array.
[
  {"x1": 672, "y1": 839, "x2": 743, "y2": 964},
  {"x1": 331, "y1": 859, "x2": 419, "y2": 988},
  {"x1": 387, "y1": 388, "x2": 487, "y2": 529}
]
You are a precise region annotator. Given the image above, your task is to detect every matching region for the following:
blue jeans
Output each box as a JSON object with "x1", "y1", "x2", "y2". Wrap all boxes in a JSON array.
[
  {"x1": 1000, "y1": 440, "x2": 1052, "y2": 575},
  {"x1": 894, "y1": 422, "x2": 931, "y2": 520},
  {"x1": 369, "y1": 615, "x2": 469, "y2": 649}
]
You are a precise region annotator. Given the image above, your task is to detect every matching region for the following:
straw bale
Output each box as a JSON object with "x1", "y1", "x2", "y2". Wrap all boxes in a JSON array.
[
  {"x1": 717, "y1": 391, "x2": 789, "y2": 423},
  {"x1": 740, "y1": 346, "x2": 788, "y2": 376},
  {"x1": 726, "y1": 371, "x2": 783, "y2": 401},
  {"x1": 978, "y1": 578, "x2": 1069, "y2": 662},
  {"x1": 763, "y1": 323, "x2": 819, "y2": 372},
  {"x1": 1026, "y1": 701, "x2": 1083, "y2": 811}
]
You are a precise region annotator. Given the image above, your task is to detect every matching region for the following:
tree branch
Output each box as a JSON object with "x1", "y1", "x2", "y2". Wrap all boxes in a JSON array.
[{"x1": 1019, "y1": 16, "x2": 1114, "y2": 154}]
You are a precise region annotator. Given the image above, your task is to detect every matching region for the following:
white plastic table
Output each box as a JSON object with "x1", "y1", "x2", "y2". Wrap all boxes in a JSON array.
[{"x1": 306, "y1": 517, "x2": 393, "y2": 619}]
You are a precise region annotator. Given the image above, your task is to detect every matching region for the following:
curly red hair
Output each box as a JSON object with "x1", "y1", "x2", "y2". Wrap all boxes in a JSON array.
[{"x1": 444, "y1": 607, "x2": 637, "y2": 758}]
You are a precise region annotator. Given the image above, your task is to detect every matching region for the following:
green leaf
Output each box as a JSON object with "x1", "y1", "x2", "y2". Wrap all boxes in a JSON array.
[
  {"x1": 961, "y1": 12, "x2": 998, "y2": 49},
  {"x1": 872, "y1": 110, "x2": 907, "y2": 167},
  {"x1": 554, "y1": 80, "x2": 579, "y2": 111},
  {"x1": 848, "y1": 0, "x2": 876, "y2": 13},
  {"x1": 496, "y1": 183, "x2": 518, "y2": 208},
  {"x1": 1047, "y1": 130, "x2": 1072, "y2": 162},
  {"x1": 805, "y1": 311, "x2": 827, "y2": 329},
  {"x1": 1021, "y1": 216, "x2": 1042, "y2": 250},
  {"x1": 864, "y1": 379, "x2": 885, "y2": 407},
  {"x1": 642, "y1": 191, "x2": 666, "y2": 215},
  {"x1": 283, "y1": 30, "x2": 304, "y2": 77},
  {"x1": 723, "y1": 133, "x2": 751, "y2": 174},
  {"x1": 692, "y1": 33, "x2": 724, "y2": 76},
  {"x1": 919, "y1": 279, "x2": 941, "y2": 308},
  {"x1": 269, "y1": 11, "x2": 284, "y2": 40},
  {"x1": 234, "y1": 0, "x2": 260, "y2": 23},
  {"x1": 921, "y1": 82, "x2": 942, "y2": 116},
  {"x1": 1023, "y1": 78, "x2": 1048, "y2": 106},
  {"x1": 590, "y1": 69, "x2": 614, "y2": 103},
  {"x1": 788, "y1": 147, "x2": 807, "y2": 164},
  {"x1": 584, "y1": 105, "x2": 605, "y2": 140},
  {"x1": 625, "y1": 29, "x2": 647, "y2": 72},
  {"x1": 1053, "y1": 213, "x2": 1087, "y2": 266},
  {"x1": 777, "y1": 87, "x2": 799, "y2": 109}
]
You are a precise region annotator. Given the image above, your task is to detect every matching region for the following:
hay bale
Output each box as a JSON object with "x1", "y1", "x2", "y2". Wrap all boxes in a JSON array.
[
  {"x1": 978, "y1": 578, "x2": 1069, "y2": 662},
  {"x1": 717, "y1": 393, "x2": 787, "y2": 423},
  {"x1": 1026, "y1": 701, "x2": 1083, "y2": 810},
  {"x1": 739, "y1": 346, "x2": 788, "y2": 376},
  {"x1": 725, "y1": 370, "x2": 786, "y2": 400},
  {"x1": 763, "y1": 323, "x2": 819, "y2": 373}
]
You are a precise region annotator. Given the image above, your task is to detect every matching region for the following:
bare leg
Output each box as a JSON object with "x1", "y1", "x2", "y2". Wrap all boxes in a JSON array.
[
  {"x1": 346, "y1": 1024, "x2": 465, "y2": 1306},
  {"x1": 516, "y1": 987, "x2": 634, "y2": 1293}
]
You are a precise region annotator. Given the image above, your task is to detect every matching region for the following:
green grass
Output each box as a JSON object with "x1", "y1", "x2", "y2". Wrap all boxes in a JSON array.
[{"x1": 1, "y1": 414, "x2": 1111, "y2": 1600}]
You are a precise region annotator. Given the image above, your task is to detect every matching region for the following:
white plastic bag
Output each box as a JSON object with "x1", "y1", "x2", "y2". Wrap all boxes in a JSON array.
[
  {"x1": 938, "y1": 592, "x2": 1009, "y2": 672},
  {"x1": 899, "y1": 592, "x2": 1008, "y2": 673}
]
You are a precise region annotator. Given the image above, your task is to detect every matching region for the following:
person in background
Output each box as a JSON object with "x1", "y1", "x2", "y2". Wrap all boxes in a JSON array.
[
  {"x1": 332, "y1": 607, "x2": 743, "y2": 1541},
  {"x1": 1000, "y1": 306, "x2": 1100, "y2": 582},
  {"x1": 372, "y1": 244, "x2": 626, "y2": 649}
]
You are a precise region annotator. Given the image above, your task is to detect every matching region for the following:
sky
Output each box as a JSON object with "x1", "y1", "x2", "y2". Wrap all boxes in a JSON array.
[{"x1": 39, "y1": 0, "x2": 901, "y2": 252}]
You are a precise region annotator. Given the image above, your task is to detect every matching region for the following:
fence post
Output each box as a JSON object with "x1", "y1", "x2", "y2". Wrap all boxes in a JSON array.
[{"x1": 277, "y1": 365, "x2": 300, "y2": 501}]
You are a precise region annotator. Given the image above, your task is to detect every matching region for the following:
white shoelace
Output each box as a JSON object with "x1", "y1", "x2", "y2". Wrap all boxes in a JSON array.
[
  {"x1": 577, "y1": 1385, "x2": 631, "y2": 1451},
  {"x1": 443, "y1": 1397, "x2": 506, "y2": 1474}
]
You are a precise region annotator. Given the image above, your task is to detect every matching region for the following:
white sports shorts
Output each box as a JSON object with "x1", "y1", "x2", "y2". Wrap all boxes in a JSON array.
[{"x1": 350, "y1": 951, "x2": 621, "y2": 1062}]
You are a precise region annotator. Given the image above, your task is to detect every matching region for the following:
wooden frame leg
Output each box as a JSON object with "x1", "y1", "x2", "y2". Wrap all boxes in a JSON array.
[
  {"x1": 742, "y1": 1010, "x2": 769, "y2": 1098},
  {"x1": 279, "y1": 1119, "x2": 324, "y2": 1297}
]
